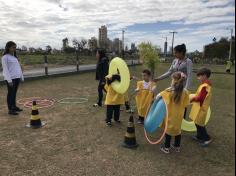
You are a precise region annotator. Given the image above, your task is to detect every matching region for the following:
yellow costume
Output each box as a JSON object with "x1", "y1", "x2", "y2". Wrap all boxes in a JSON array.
[
  {"x1": 160, "y1": 88, "x2": 189, "y2": 136},
  {"x1": 105, "y1": 77, "x2": 125, "y2": 105},
  {"x1": 136, "y1": 81, "x2": 156, "y2": 118},
  {"x1": 189, "y1": 83, "x2": 212, "y2": 127}
]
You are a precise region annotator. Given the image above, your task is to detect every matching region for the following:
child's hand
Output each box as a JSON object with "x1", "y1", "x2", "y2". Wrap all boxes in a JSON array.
[{"x1": 152, "y1": 78, "x2": 158, "y2": 83}]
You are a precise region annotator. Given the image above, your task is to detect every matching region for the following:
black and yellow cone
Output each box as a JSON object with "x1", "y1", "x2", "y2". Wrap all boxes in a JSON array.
[
  {"x1": 122, "y1": 115, "x2": 138, "y2": 149},
  {"x1": 26, "y1": 101, "x2": 46, "y2": 129}
]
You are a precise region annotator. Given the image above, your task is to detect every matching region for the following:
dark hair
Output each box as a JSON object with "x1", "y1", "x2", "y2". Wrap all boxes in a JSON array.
[
  {"x1": 97, "y1": 48, "x2": 106, "y2": 60},
  {"x1": 174, "y1": 44, "x2": 187, "y2": 55},
  {"x1": 197, "y1": 68, "x2": 211, "y2": 78},
  {"x1": 171, "y1": 72, "x2": 186, "y2": 103},
  {"x1": 142, "y1": 69, "x2": 151, "y2": 76},
  {"x1": 3, "y1": 41, "x2": 17, "y2": 57}
]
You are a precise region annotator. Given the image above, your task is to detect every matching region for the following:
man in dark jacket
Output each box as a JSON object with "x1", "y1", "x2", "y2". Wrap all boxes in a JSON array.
[{"x1": 94, "y1": 49, "x2": 109, "y2": 107}]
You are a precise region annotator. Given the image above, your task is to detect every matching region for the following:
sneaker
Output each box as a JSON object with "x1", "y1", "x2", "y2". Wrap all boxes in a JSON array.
[
  {"x1": 200, "y1": 139, "x2": 213, "y2": 147},
  {"x1": 106, "y1": 122, "x2": 112, "y2": 127},
  {"x1": 160, "y1": 146, "x2": 170, "y2": 154},
  {"x1": 137, "y1": 119, "x2": 144, "y2": 125},
  {"x1": 115, "y1": 120, "x2": 121, "y2": 124},
  {"x1": 93, "y1": 103, "x2": 102, "y2": 107},
  {"x1": 192, "y1": 136, "x2": 203, "y2": 142},
  {"x1": 126, "y1": 109, "x2": 131, "y2": 113},
  {"x1": 171, "y1": 144, "x2": 181, "y2": 153},
  {"x1": 13, "y1": 107, "x2": 23, "y2": 112},
  {"x1": 8, "y1": 111, "x2": 19, "y2": 115}
]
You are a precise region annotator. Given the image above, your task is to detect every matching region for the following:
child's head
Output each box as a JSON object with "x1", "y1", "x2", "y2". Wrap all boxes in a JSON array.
[
  {"x1": 197, "y1": 68, "x2": 211, "y2": 82},
  {"x1": 171, "y1": 72, "x2": 186, "y2": 103},
  {"x1": 142, "y1": 69, "x2": 151, "y2": 82}
]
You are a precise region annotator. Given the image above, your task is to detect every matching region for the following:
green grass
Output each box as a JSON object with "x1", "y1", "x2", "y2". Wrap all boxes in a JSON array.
[{"x1": 0, "y1": 64, "x2": 235, "y2": 176}]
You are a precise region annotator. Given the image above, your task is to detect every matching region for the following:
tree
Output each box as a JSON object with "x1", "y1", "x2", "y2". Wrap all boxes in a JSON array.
[
  {"x1": 21, "y1": 45, "x2": 27, "y2": 51},
  {"x1": 138, "y1": 42, "x2": 160, "y2": 77},
  {"x1": 62, "y1": 38, "x2": 69, "y2": 50},
  {"x1": 204, "y1": 37, "x2": 235, "y2": 63},
  {"x1": 72, "y1": 38, "x2": 88, "y2": 52},
  {"x1": 46, "y1": 45, "x2": 52, "y2": 54}
]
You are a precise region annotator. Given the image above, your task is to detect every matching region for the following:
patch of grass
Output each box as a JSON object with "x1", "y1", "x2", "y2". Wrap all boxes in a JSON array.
[{"x1": 0, "y1": 64, "x2": 234, "y2": 176}]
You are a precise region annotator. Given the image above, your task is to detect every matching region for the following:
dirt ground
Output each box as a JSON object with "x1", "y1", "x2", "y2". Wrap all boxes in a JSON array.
[{"x1": 0, "y1": 64, "x2": 235, "y2": 176}]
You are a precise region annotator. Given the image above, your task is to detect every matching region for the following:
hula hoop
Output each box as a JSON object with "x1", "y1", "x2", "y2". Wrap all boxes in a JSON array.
[
  {"x1": 17, "y1": 97, "x2": 41, "y2": 105},
  {"x1": 109, "y1": 57, "x2": 130, "y2": 94},
  {"x1": 181, "y1": 94, "x2": 211, "y2": 132},
  {"x1": 144, "y1": 98, "x2": 169, "y2": 145},
  {"x1": 24, "y1": 99, "x2": 55, "y2": 109},
  {"x1": 18, "y1": 97, "x2": 55, "y2": 109},
  {"x1": 144, "y1": 108, "x2": 168, "y2": 145},
  {"x1": 58, "y1": 98, "x2": 89, "y2": 104}
]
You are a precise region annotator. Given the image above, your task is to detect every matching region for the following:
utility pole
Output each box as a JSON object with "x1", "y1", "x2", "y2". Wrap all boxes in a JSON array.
[
  {"x1": 169, "y1": 31, "x2": 178, "y2": 56},
  {"x1": 164, "y1": 36, "x2": 168, "y2": 57},
  {"x1": 227, "y1": 28, "x2": 234, "y2": 61},
  {"x1": 122, "y1": 30, "x2": 125, "y2": 59}
]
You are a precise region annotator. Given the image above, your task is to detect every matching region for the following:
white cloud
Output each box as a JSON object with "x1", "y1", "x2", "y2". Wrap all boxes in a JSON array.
[{"x1": 0, "y1": 0, "x2": 235, "y2": 51}]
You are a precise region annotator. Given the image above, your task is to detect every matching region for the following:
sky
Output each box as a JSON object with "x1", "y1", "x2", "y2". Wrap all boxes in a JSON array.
[{"x1": 0, "y1": 0, "x2": 235, "y2": 52}]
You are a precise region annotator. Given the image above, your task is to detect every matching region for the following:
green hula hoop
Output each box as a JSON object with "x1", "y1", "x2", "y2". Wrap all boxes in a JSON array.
[{"x1": 58, "y1": 98, "x2": 89, "y2": 104}]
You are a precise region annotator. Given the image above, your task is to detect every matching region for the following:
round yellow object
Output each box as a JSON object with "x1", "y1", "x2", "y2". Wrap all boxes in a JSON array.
[
  {"x1": 108, "y1": 57, "x2": 130, "y2": 94},
  {"x1": 181, "y1": 94, "x2": 211, "y2": 132}
]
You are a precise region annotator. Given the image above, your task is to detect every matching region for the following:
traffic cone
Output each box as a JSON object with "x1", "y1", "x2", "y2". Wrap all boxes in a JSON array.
[
  {"x1": 26, "y1": 101, "x2": 45, "y2": 129},
  {"x1": 122, "y1": 115, "x2": 138, "y2": 149}
]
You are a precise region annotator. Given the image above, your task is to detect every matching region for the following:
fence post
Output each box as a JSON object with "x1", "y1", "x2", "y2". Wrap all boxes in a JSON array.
[
  {"x1": 44, "y1": 55, "x2": 48, "y2": 76},
  {"x1": 76, "y1": 51, "x2": 79, "y2": 72}
]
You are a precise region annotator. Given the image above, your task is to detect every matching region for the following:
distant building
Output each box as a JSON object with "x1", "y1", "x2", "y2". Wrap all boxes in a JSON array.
[
  {"x1": 88, "y1": 37, "x2": 98, "y2": 51},
  {"x1": 98, "y1": 25, "x2": 108, "y2": 49},
  {"x1": 113, "y1": 38, "x2": 122, "y2": 54},
  {"x1": 107, "y1": 38, "x2": 113, "y2": 52}
]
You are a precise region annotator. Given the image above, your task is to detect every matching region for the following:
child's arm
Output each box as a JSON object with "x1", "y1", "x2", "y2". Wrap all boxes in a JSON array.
[{"x1": 191, "y1": 87, "x2": 208, "y2": 106}]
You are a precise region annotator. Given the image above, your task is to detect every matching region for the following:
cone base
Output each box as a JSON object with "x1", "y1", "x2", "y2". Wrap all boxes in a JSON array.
[
  {"x1": 26, "y1": 121, "x2": 46, "y2": 129},
  {"x1": 122, "y1": 142, "x2": 139, "y2": 149}
]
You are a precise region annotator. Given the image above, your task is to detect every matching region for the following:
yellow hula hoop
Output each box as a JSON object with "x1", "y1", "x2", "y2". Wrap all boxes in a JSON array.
[
  {"x1": 181, "y1": 94, "x2": 211, "y2": 132},
  {"x1": 108, "y1": 57, "x2": 130, "y2": 94}
]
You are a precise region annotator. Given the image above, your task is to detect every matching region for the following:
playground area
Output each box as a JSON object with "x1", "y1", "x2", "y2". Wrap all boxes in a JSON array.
[{"x1": 0, "y1": 64, "x2": 235, "y2": 176}]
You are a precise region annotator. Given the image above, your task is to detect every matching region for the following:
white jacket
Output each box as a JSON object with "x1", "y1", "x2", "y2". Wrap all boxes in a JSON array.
[{"x1": 1, "y1": 54, "x2": 24, "y2": 83}]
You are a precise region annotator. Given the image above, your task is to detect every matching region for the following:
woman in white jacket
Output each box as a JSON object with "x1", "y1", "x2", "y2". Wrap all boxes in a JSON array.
[{"x1": 1, "y1": 41, "x2": 24, "y2": 115}]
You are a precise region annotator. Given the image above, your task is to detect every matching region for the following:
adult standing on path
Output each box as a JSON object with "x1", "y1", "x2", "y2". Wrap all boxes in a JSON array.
[
  {"x1": 1, "y1": 41, "x2": 24, "y2": 115},
  {"x1": 93, "y1": 49, "x2": 109, "y2": 107},
  {"x1": 154, "y1": 44, "x2": 193, "y2": 90}
]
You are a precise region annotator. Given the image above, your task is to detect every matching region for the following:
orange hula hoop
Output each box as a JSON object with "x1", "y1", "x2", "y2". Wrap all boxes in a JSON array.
[{"x1": 144, "y1": 99, "x2": 168, "y2": 145}]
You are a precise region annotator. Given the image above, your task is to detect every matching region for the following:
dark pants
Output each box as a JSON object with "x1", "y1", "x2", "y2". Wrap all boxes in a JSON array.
[
  {"x1": 97, "y1": 81, "x2": 106, "y2": 105},
  {"x1": 195, "y1": 124, "x2": 211, "y2": 141},
  {"x1": 6, "y1": 78, "x2": 20, "y2": 111},
  {"x1": 125, "y1": 101, "x2": 130, "y2": 110},
  {"x1": 164, "y1": 134, "x2": 181, "y2": 148},
  {"x1": 106, "y1": 105, "x2": 121, "y2": 123},
  {"x1": 138, "y1": 116, "x2": 144, "y2": 122}
]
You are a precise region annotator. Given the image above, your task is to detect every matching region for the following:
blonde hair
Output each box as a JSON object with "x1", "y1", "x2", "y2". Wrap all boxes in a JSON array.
[{"x1": 171, "y1": 72, "x2": 186, "y2": 103}]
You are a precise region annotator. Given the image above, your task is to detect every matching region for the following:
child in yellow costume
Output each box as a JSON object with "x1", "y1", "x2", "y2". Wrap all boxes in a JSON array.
[
  {"x1": 135, "y1": 70, "x2": 157, "y2": 124},
  {"x1": 190, "y1": 68, "x2": 213, "y2": 147},
  {"x1": 104, "y1": 74, "x2": 125, "y2": 127},
  {"x1": 158, "y1": 72, "x2": 189, "y2": 154}
]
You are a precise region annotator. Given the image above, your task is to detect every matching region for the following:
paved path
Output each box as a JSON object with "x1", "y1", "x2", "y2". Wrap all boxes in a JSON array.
[{"x1": 0, "y1": 60, "x2": 139, "y2": 81}]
